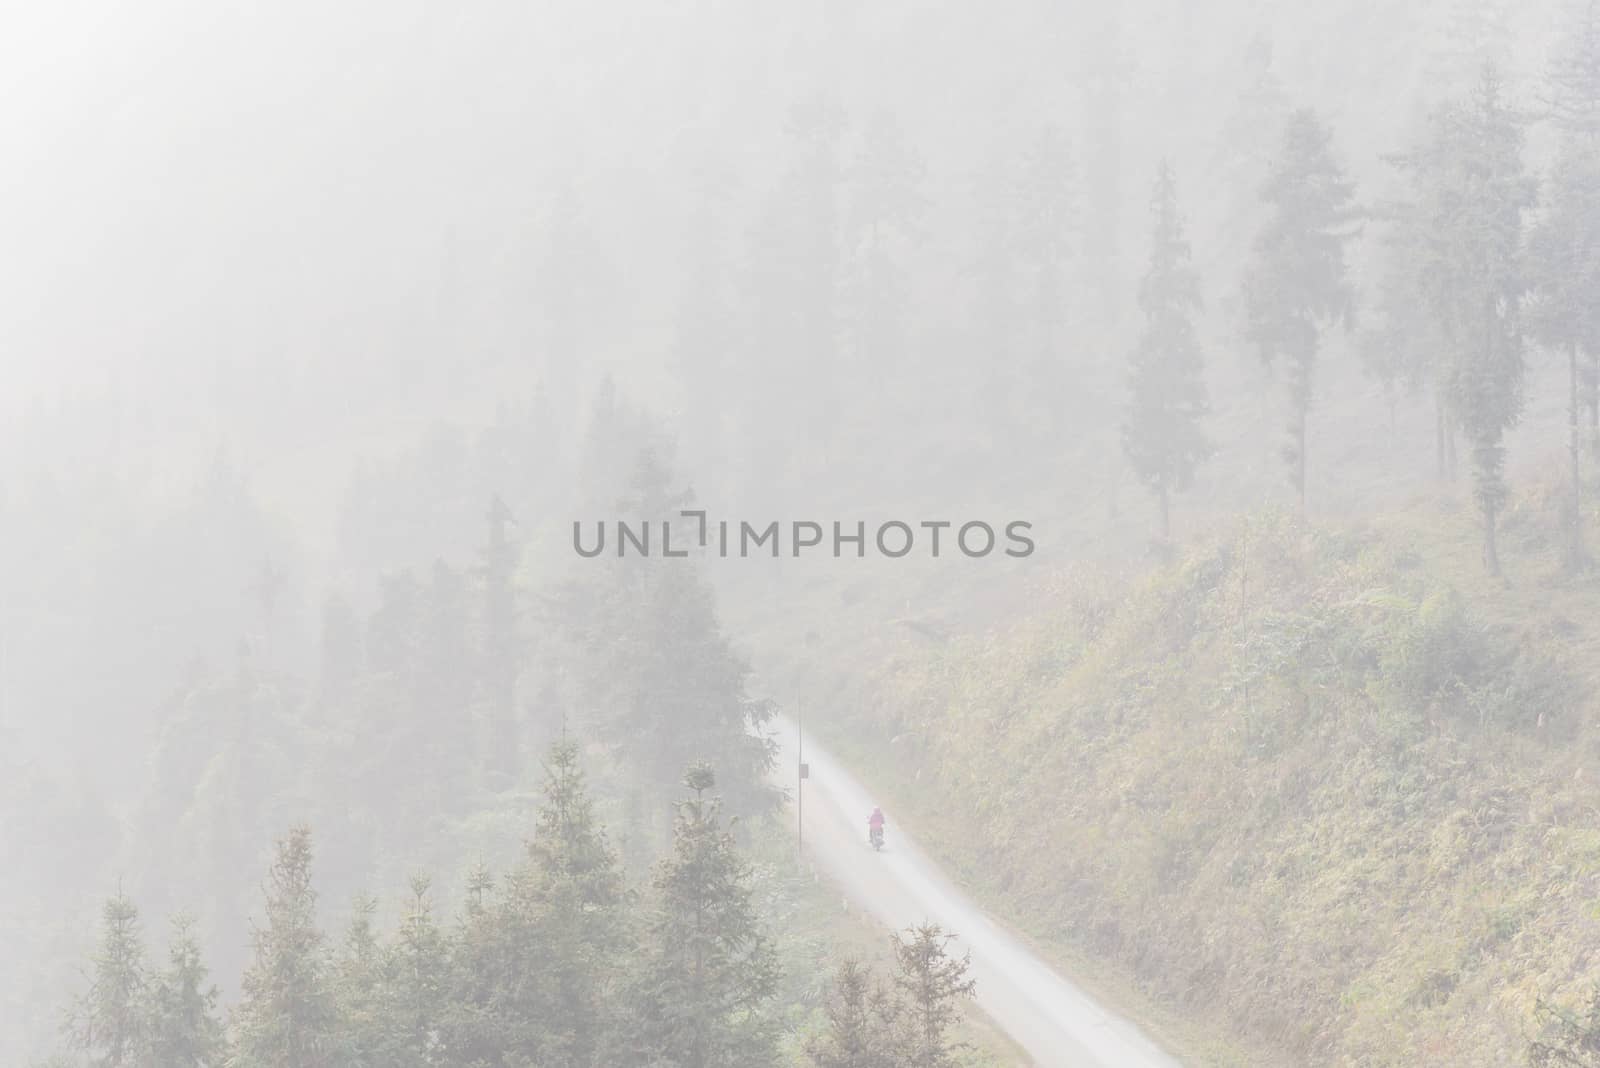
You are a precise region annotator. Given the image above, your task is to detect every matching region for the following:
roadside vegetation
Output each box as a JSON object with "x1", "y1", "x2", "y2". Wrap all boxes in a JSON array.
[{"x1": 847, "y1": 487, "x2": 1600, "y2": 1065}]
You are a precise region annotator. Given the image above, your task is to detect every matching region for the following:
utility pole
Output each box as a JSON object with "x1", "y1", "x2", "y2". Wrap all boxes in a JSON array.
[
  {"x1": 797, "y1": 690, "x2": 804, "y2": 854},
  {"x1": 797, "y1": 629, "x2": 819, "y2": 857}
]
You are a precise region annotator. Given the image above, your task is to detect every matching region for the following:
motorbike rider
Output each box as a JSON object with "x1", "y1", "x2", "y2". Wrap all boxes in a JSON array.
[{"x1": 868, "y1": 806, "x2": 886, "y2": 842}]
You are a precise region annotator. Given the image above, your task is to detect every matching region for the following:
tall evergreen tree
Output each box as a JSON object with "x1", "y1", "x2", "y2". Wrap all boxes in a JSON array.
[
  {"x1": 330, "y1": 894, "x2": 395, "y2": 1066},
  {"x1": 631, "y1": 764, "x2": 781, "y2": 1068},
  {"x1": 66, "y1": 894, "x2": 150, "y2": 1068},
  {"x1": 1527, "y1": 134, "x2": 1600, "y2": 569},
  {"x1": 230, "y1": 826, "x2": 339, "y2": 1068},
  {"x1": 1212, "y1": 33, "x2": 1290, "y2": 264},
  {"x1": 146, "y1": 915, "x2": 225, "y2": 1068},
  {"x1": 1397, "y1": 65, "x2": 1536, "y2": 574},
  {"x1": 524, "y1": 738, "x2": 629, "y2": 1068},
  {"x1": 1530, "y1": 0, "x2": 1600, "y2": 568},
  {"x1": 804, "y1": 959, "x2": 900, "y2": 1068},
  {"x1": 1123, "y1": 161, "x2": 1210, "y2": 541},
  {"x1": 387, "y1": 877, "x2": 448, "y2": 1067},
  {"x1": 560, "y1": 449, "x2": 778, "y2": 821},
  {"x1": 439, "y1": 865, "x2": 525, "y2": 1067},
  {"x1": 889, "y1": 924, "x2": 975, "y2": 1068},
  {"x1": 439, "y1": 741, "x2": 629, "y2": 1068},
  {"x1": 1242, "y1": 109, "x2": 1359, "y2": 512}
]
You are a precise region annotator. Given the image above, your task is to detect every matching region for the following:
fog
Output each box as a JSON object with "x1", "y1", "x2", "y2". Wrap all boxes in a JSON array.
[{"x1": 4, "y1": 2, "x2": 1595, "y2": 1065}]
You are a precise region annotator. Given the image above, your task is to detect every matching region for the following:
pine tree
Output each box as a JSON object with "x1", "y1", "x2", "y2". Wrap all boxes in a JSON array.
[
  {"x1": 804, "y1": 959, "x2": 900, "y2": 1068},
  {"x1": 438, "y1": 866, "x2": 521, "y2": 1067},
  {"x1": 889, "y1": 924, "x2": 975, "y2": 1068},
  {"x1": 1527, "y1": 134, "x2": 1600, "y2": 570},
  {"x1": 1123, "y1": 161, "x2": 1210, "y2": 542},
  {"x1": 524, "y1": 738, "x2": 630, "y2": 1068},
  {"x1": 66, "y1": 893, "x2": 150, "y2": 1067},
  {"x1": 631, "y1": 763, "x2": 781, "y2": 1068},
  {"x1": 1242, "y1": 109, "x2": 1359, "y2": 512},
  {"x1": 230, "y1": 826, "x2": 339, "y2": 1068},
  {"x1": 1530, "y1": 0, "x2": 1600, "y2": 568},
  {"x1": 1212, "y1": 33, "x2": 1290, "y2": 265},
  {"x1": 1396, "y1": 65, "x2": 1536, "y2": 574},
  {"x1": 560, "y1": 449, "x2": 778, "y2": 821},
  {"x1": 146, "y1": 914, "x2": 225, "y2": 1068},
  {"x1": 330, "y1": 894, "x2": 396, "y2": 1066},
  {"x1": 438, "y1": 742, "x2": 629, "y2": 1068},
  {"x1": 387, "y1": 877, "x2": 448, "y2": 1067}
]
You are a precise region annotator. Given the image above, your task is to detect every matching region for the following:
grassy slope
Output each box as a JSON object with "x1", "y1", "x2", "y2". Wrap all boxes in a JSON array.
[{"x1": 789, "y1": 483, "x2": 1600, "y2": 1067}]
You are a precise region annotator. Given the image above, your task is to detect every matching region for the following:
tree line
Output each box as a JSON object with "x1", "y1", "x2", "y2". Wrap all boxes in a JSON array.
[
  {"x1": 47, "y1": 743, "x2": 976, "y2": 1068},
  {"x1": 1122, "y1": 6, "x2": 1600, "y2": 574}
]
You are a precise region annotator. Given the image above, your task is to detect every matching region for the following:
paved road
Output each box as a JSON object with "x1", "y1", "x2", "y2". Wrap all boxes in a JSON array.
[{"x1": 773, "y1": 719, "x2": 1184, "y2": 1068}]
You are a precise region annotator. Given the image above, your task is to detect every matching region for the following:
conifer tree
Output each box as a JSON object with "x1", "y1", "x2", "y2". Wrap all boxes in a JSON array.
[
  {"x1": 1397, "y1": 65, "x2": 1536, "y2": 574},
  {"x1": 561, "y1": 449, "x2": 777, "y2": 822},
  {"x1": 889, "y1": 924, "x2": 975, "y2": 1068},
  {"x1": 1123, "y1": 161, "x2": 1210, "y2": 541},
  {"x1": 1242, "y1": 109, "x2": 1359, "y2": 512},
  {"x1": 439, "y1": 742, "x2": 629, "y2": 1068},
  {"x1": 387, "y1": 877, "x2": 448, "y2": 1067},
  {"x1": 438, "y1": 866, "x2": 520, "y2": 1067},
  {"x1": 632, "y1": 763, "x2": 781, "y2": 1068},
  {"x1": 524, "y1": 738, "x2": 629, "y2": 1068},
  {"x1": 230, "y1": 826, "x2": 339, "y2": 1068},
  {"x1": 1527, "y1": 135, "x2": 1599, "y2": 570},
  {"x1": 146, "y1": 914, "x2": 225, "y2": 1068},
  {"x1": 66, "y1": 893, "x2": 150, "y2": 1067},
  {"x1": 1212, "y1": 34, "x2": 1290, "y2": 263},
  {"x1": 805, "y1": 959, "x2": 900, "y2": 1068},
  {"x1": 330, "y1": 894, "x2": 395, "y2": 1066},
  {"x1": 1529, "y1": 0, "x2": 1600, "y2": 568}
]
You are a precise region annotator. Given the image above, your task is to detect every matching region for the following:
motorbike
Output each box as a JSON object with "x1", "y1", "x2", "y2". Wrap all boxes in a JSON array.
[{"x1": 869, "y1": 824, "x2": 884, "y2": 851}]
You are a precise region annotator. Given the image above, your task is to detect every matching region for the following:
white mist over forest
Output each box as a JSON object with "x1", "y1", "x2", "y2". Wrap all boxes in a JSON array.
[{"x1": 5, "y1": 2, "x2": 1600, "y2": 1065}]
